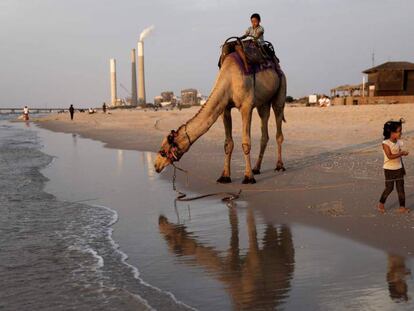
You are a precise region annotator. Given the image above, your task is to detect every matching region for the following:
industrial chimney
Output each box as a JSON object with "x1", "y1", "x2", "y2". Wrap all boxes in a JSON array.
[
  {"x1": 137, "y1": 41, "x2": 146, "y2": 105},
  {"x1": 131, "y1": 49, "x2": 138, "y2": 107},
  {"x1": 110, "y1": 58, "x2": 117, "y2": 106}
]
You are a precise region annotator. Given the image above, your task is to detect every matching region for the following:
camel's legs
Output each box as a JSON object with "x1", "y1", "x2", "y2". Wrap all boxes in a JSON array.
[
  {"x1": 241, "y1": 106, "x2": 256, "y2": 184},
  {"x1": 272, "y1": 102, "x2": 285, "y2": 171},
  {"x1": 252, "y1": 105, "x2": 271, "y2": 175},
  {"x1": 217, "y1": 107, "x2": 234, "y2": 183}
]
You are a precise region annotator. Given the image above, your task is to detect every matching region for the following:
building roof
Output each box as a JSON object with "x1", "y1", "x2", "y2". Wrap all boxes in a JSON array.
[
  {"x1": 363, "y1": 61, "x2": 414, "y2": 74},
  {"x1": 181, "y1": 88, "x2": 197, "y2": 93},
  {"x1": 331, "y1": 84, "x2": 362, "y2": 92}
]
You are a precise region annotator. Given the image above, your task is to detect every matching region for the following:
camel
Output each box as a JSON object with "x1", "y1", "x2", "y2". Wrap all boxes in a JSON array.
[{"x1": 154, "y1": 50, "x2": 286, "y2": 184}]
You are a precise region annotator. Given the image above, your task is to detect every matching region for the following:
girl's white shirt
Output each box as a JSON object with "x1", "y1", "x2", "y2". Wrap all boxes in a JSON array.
[{"x1": 383, "y1": 139, "x2": 403, "y2": 170}]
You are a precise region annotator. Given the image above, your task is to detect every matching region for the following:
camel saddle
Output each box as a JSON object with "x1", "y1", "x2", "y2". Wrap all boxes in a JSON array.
[
  {"x1": 218, "y1": 37, "x2": 282, "y2": 77},
  {"x1": 219, "y1": 37, "x2": 279, "y2": 67}
]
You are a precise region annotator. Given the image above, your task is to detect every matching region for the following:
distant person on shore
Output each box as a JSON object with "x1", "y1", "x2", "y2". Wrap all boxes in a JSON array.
[
  {"x1": 378, "y1": 119, "x2": 409, "y2": 214},
  {"x1": 318, "y1": 95, "x2": 331, "y2": 107},
  {"x1": 23, "y1": 106, "x2": 29, "y2": 121},
  {"x1": 102, "y1": 102, "x2": 107, "y2": 114},
  {"x1": 318, "y1": 96, "x2": 325, "y2": 107},
  {"x1": 69, "y1": 104, "x2": 75, "y2": 120}
]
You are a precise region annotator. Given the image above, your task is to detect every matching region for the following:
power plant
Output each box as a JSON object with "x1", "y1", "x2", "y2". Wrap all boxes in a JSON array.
[
  {"x1": 130, "y1": 49, "x2": 138, "y2": 106},
  {"x1": 108, "y1": 25, "x2": 153, "y2": 107},
  {"x1": 137, "y1": 40, "x2": 146, "y2": 105},
  {"x1": 110, "y1": 58, "x2": 117, "y2": 106},
  {"x1": 137, "y1": 25, "x2": 154, "y2": 105}
]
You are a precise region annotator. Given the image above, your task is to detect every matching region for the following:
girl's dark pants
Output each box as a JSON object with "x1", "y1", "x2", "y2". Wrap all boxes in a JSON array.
[{"x1": 380, "y1": 168, "x2": 405, "y2": 207}]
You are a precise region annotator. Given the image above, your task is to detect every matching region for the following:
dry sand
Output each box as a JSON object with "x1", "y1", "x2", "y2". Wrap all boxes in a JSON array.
[{"x1": 35, "y1": 104, "x2": 414, "y2": 257}]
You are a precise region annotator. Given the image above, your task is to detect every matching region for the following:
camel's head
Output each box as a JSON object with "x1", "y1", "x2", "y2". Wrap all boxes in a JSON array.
[
  {"x1": 154, "y1": 136, "x2": 173, "y2": 173},
  {"x1": 154, "y1": 129, "x2": 187, "y2": 173}
]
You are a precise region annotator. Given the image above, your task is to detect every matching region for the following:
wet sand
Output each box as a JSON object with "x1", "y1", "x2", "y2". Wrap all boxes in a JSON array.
[
  {"x1": 35, "y1": 104, "x2": 414, "y2": 257},
  {"x1": 33, "y1": 124, "x2": 414, "y2": 310}
]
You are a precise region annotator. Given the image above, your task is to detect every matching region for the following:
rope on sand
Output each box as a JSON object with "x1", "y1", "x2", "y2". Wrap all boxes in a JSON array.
[
  {"x1": 170, "y1": 164, "x2": 414, "y2": 204},
  {"x1": 172, "y1": 164, "x2": 241, "y2": 203}
]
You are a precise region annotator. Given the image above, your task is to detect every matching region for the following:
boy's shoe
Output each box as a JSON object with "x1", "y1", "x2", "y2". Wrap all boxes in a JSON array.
[{"x1": 377, "y1": 203, "x2": 386, "y2": 214}]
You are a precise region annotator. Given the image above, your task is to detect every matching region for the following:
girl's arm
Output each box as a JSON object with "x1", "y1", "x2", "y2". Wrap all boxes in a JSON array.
[{"x1": 383, "y1": 143, "x2": 408, "y2": 159}]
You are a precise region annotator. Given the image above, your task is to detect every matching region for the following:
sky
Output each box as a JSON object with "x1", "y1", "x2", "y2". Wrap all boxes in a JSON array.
[{"x1": 1, "y1": 0, "x2": 414, "y2": 108}]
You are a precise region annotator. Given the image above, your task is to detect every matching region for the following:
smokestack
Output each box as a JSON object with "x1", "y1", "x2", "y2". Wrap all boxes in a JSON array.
[
  {"x1": 137, "y1": 41, "x2": 146, "y2": 105},
  {"x1": 131, "y1": 49, "x2": 138, "y2": 106},
  {"x1": 110, "y1": 58, "x2": 117, "y2": 106},
  {"x1": 137, "y1": 25, "x2": 154, "y2": 106}
]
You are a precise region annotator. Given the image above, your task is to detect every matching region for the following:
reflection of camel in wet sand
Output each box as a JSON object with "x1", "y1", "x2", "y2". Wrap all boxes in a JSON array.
[
  {"x1": 387, "y1": 254, "x2": 411, "y2": 302},
  {"x1": 158, "y1": 208, "x2": 295, "y2": 310}
]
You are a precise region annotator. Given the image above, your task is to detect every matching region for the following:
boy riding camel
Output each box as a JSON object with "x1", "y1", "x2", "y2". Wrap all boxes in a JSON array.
[{"x1": 236, "y1": 13, "x2": 264, "y2": 72}]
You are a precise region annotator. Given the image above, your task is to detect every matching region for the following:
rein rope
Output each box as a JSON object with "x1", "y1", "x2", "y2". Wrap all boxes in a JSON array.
[{"x1": 172, "y1": 164, "x2": 241, "y2": 203}]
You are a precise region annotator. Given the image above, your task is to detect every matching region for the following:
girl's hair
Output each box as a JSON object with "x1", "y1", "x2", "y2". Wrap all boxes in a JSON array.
[
  {"x1": 251, "y1": 13, "x2": 261, "y2": 21},
  {"x1": 383, "y1": 118, "x2": 404, "y2": 139}
]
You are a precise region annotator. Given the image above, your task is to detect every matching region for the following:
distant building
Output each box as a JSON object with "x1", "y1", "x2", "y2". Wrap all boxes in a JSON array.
[
  {"x1": 308, "y1": 94, "x2": 318, "y2": 105},
  {"x1": 181, "y1": 89, "x2": 199, "y2": 106},
  {"x1": 153, "y1": 96, "x2": 163, "y2": 107},
  {"x1": 363, "y1": 61, "x2": 414, "y2": 96},
  {"x1": 154, "y1": 91, "x2": 177, "y2": 107},
  {"x1": 161, "y1": 91, "x2": 174, "y2": 102}
]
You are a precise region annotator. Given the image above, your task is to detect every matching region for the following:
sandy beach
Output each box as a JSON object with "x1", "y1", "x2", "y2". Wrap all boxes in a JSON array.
[
  {"x1": 35, "y1": 104, "x2": 414, "y2": 258},
  {"x1": 27, "y1": 122, "x2": 412, "y2": 310}
]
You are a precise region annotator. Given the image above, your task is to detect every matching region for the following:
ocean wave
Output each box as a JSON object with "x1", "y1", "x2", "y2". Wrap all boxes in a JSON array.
[{"x1": 0, "y1": 121, "x2": 195, "y2": 311}]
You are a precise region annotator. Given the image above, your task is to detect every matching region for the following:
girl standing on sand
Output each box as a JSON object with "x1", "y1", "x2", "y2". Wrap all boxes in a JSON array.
[{"x1": 378, "y1": 119, "x2": 410, "y2": 213}]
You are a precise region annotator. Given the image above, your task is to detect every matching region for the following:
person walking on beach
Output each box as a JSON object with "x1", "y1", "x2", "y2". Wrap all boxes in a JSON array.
[
  {"x1": 23, "y1": 106, "x2": 29, "y2": 121},
  {"x1": 102, "y1": 102, "x2": 107, "y2": 114},
  {"x1": 378, "y1": 119, "x2": 410, "y2": 214},
  {"x1": 69, "y1": 104, "x2": 75, "y2": 120}
]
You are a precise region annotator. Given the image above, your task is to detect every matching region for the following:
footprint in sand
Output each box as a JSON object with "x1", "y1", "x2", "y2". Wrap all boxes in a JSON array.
[{"x1": 307, "y1": 200, "x2": 346, "y2": 217}]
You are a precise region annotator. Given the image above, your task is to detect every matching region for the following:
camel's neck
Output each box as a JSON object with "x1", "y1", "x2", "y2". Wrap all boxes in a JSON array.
[{"x1": 177, "y1": 75, "x2": 230, "y2": 153}]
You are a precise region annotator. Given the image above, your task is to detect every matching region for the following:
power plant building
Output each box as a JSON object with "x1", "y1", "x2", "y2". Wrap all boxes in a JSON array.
[{"x1": 181, "y1": 89, "x2": 199, "y2": 106}]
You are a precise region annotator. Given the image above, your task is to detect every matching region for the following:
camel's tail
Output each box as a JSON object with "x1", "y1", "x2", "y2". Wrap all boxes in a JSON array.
[{"x1": 272, "y1": 73, "x2": 287, "y2": 123}]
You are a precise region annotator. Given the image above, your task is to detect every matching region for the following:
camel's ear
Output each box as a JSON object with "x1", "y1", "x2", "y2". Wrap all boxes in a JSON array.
[{"x1": 167, "y1": 133, "x2": 175, "y2": 144}]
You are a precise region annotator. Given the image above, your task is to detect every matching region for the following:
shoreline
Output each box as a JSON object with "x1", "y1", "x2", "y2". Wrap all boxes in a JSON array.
[{"x1": 34, "y1": 104, "x2": 414, "y2": 257}]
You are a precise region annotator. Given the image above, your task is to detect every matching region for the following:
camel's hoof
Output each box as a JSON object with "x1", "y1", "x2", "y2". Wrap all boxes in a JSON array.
[
  {"x1": 242, "y1": 176, "x2": 256, "y2": 184},
  {"x1": 217, "y1": 176, "x2": 232, "y2": 184},
  {"x1": 252, "y1": 168, "x2": 261, "y2": 175},
  {"x1": 275, "y1": 163, "x2": 286, "y2": 172}
]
